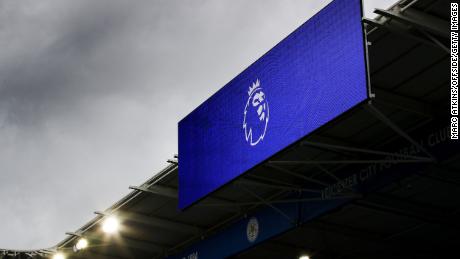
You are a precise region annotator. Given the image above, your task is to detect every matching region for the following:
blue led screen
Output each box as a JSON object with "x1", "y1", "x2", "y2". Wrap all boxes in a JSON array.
[{"x1": 179, "y1": 0, "x2": 368, "y2": 209}]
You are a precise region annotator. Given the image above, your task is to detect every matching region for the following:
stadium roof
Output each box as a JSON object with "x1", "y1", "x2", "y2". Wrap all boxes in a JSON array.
[{"x1": 1, "y1": 0, "x2": 455, "y2": 258}]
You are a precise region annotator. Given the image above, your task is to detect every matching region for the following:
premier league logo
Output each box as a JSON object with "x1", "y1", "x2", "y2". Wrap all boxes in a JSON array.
[{"x1": 243, "y1": 79, "x2": 269, "y2": 146}]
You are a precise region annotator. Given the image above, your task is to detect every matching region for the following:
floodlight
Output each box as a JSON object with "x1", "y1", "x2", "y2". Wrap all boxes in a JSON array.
[
  {"x1": 74, "y1": 238, "x2": 88, "y2": 251},
  {"x1": 52, "y1": 252, "x2": 65, "y2": 259},
  {"x1": 102, "y1": 216, "x2": 119, "y2": 234},
  {"x1": 299, "y1": 255, "x2": 310, "y2": 259}
]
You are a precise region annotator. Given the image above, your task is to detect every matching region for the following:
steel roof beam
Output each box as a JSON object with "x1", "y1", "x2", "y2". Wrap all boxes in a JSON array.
[
  {"x1": 375, "y1": 8, "x2": 450, "y2": 52},
  {"x1": 362, "y1": 17, "x2": 385, "y2": 30},
  {"x1": 198, "y1": 194, "x2": 359, "y2": 207},
  {"x1": 265, "y1": 164, "x2": 329, "y2": 187},
  {"x1": 237, "y1": 185, "x2": 295, "y2": 224},
  {"x1": 55, "y1": 164, "x2": 179, "y2": 251},
  {"x1": 246, "y1": 174, "x2": 304, "y2": 189},
  {"x1": 363, "y1": 15, "x2": 447, "y2": 52},
  {"x1": 65, "y1": 231, "x2": 165, "y2": 254},
  {"x1": 234, "y1": 178, "x2": 321, "y2": 193},
  {"x1": 129, "y1": 185, "x2": 239, "y2": 209},
  {"x1": 122, "y1": 212, "x2": 203, "y2": 234},
  {"x1": 364, "y1": 102, "x2": 436, "y2": 160},
  {"x1": 95, "y1": 210, "x2": 203, "y2": 234},
  {"x1": 129, "y1": 185, "x2": 177, "y2": 198},
  {"x1": 373, "y1": 87, "x2": 435, "y2": 118},
  {"x1": 301, "y1": 140, "x2": 431, "y2": 161},
  {"x1": 374, "y1": 8, "x2": 449, "y2": 39}
]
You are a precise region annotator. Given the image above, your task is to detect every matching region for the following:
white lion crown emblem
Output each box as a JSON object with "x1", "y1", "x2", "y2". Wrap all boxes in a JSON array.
[{"x1": 243, "y1": 79, "x2": 269, "y2": 146}]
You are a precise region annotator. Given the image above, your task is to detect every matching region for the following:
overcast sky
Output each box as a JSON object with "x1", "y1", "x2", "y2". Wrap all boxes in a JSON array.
[{"x1": 0, "y1": 0, "x2": 396, "y2": 250}]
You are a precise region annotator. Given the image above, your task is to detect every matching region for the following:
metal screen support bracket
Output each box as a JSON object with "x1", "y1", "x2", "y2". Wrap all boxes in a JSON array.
[
  {"x1": 266, "y1": 164, "x2": 329, "y2": 187},
  {"x1": 301, "y1": 140, "x2": 431, "y2": 161},
  {"x1": 364, "y1": 101, "x2": 436, "y2": 161},
  {"x1": 417, "y1": 28, "x2": 449, "y2": 53},
  {"x1": 236, "y1": 185, "x2": 296, "y2": 225}
]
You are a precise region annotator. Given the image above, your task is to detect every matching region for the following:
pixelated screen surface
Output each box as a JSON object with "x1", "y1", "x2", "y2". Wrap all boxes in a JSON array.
[{"x1": 179, "y1": 0, "x2": 368, "y2": 209}]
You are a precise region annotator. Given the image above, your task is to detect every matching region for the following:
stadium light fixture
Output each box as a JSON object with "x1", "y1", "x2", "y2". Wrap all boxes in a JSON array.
[
  {"x1": 74, "y1": 238, "x2": 88, "y2": 251},
  {"x1": 52, "y1": 252, "x2": 65, "y2": 259},
  {"x1": 102, "y1": 216, "x2": 119, "y2": 234},
  {"x1": 299, "y1": 255, "x2": 310, "y2": 259}
]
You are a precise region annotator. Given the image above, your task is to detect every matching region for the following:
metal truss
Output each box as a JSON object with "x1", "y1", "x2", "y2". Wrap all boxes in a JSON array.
[
  {"x1": 268, "y1": 115, "x2": 434, "y2": 168},
  {"x1": 364, "y1": 101, "x2": 436, "y2": 160},
  {"x1": 0, "y1": 248, "x2": 53, "y2": 258},
  {"x1": 44, "y1": 163, "x2": 180, "y2": 258},
  {"x1": 65, "y1": 229, "x2": 166, "y2": 255},
  {"x1": 196, "y1": 194, "x2": 360, "y2": 208},
  {"x1": 236, "y1": 185, "x2": 296, "y2": 224},
  {"x1": 94, "y1": 210, "x2": 203, "y2": 234},
  {"x1": 130, "y1": 184, "x2": 240, "y2": 211},
  {"x1": 372, "y1": 87, "x2": 435, "y2": 118},
  {"x1": 364, "y1": 1, "x2": 449, "y2": 53}
]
